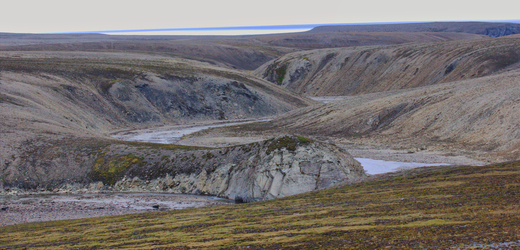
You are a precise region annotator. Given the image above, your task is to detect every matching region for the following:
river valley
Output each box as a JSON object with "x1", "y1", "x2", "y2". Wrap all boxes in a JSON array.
[{"x1": 0, "y1": 119, "x2": 480, "y2": 226}]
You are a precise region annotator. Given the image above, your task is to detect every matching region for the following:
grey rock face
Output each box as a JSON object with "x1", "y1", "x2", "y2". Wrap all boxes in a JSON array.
[
  {"x1": 109, "y1": 74, "x2": 279, "y2": 123},
  {"x1": 1, "y1": 135, "x2": 365, "y2": 202},
  {"x1": 110, "y1": 135, "x2": 366, "y2": 202}
]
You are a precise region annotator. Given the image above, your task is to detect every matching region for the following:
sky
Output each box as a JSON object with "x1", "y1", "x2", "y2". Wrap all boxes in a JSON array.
[{"x1": 1, "y1": 0, "x2": 519, "y2": 35}]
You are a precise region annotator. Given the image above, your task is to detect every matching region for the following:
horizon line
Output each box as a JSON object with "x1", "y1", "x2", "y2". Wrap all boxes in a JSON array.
[{"x1": 36, "y1": 20, "x2": 520, "y2": 35}]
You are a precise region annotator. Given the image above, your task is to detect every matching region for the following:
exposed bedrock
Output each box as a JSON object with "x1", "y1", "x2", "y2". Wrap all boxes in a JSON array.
[
  {"x1": 137, "y1": 135, "x2": 365, "y2": 202},
  {"x1": 1, "y1": 135, "x2": 365, "y2": 202}
]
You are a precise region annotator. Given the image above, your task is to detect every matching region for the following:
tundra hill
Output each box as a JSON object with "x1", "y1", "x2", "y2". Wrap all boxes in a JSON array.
[
  {"x1": 2, "y1": 161, "x2": 519, "y2": 249},
  {"x1": 254, "y1": 36, "x2": 520, "y2": 96},
  {"x1": 0, "y1": 31, "x2": 485, "y2": 70},
  {"x1": 227, "y1": 67, "x2": 520, "y2": 162},
  {"x1": 0, "y1": 51, "x2": 316, "y2": 189},
  {"x1": 310, "y1": 21, "x2": 520, "y2": 37},
  {"x1": 250, "y1": 31, "x2": 485, "y2": 50}
]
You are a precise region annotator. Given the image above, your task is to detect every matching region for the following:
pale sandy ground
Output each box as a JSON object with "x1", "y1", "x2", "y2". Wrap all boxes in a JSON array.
[{"x1": 0, "y1": 193, "x2": 233, "y2": 227}]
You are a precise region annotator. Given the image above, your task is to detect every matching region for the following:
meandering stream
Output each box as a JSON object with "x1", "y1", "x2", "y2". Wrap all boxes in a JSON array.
[
  {"x1": 111, "y1": 119, "x2": 449, "y2": 175},
  {"x1": 112, "y1": 119, "x2": 269, "y2": 144}
]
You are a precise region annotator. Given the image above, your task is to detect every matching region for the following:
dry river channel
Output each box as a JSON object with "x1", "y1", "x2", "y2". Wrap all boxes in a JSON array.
[{"x1": 1, "y1": 118, "x2": 452, "y2": 227}]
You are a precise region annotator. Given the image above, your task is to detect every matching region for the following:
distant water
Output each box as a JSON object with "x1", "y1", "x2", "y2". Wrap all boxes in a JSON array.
[
  {"x1": 308, "y1": 96, "x2": 347, "y2": 103},
  {"x1": 355, "y1": 158, "x2": 449, "y2": 175},
  {"x1": 113, "y1": 120, "x2": 448, "y2": 175},
  {"x1": 112, "y1": 119, "x2": 270, "y2": 144}
]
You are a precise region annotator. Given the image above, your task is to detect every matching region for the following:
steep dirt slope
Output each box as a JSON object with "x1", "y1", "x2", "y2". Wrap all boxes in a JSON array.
[
  {"x1": 255, "y1": 36, "x2": 520, "y2": 96},
  {"x1": 0, "y1": 51, "x2": 316, "y2": 189},
  {"x1": 0, "y1": 31, "x2": 484, "y2": 70},
  {"x1": 240, "y1": 68, "x2": 520, "y2": 161},
  {"x1": 0, "y1": 51, "x2": 313, "y2": 127}
]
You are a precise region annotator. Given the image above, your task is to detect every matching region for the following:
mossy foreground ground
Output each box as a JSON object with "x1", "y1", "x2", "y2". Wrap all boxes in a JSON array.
[{"x1": 1, "y1": 162, "x2": 520, "y2": 249}]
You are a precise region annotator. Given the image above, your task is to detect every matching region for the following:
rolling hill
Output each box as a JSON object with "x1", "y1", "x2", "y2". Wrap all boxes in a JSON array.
[
  {"x1": 310, "y1": 21, "x2": 520, "y2": 37},
  {"x1": 1, "y1": 28, "x2": 486, "y2": 70},
  {"x1": 254, "y1": 36, "x2": 520, "y2": 96},
  {"x1": 236, "y1": 66, "x2": 520, "y2": 162},
  {"x1": 0, "y1": 51, "x2": 316, "y2": 189},
  {"x1": 2, "y1": 161, "x2": 519, "y2": 249}
]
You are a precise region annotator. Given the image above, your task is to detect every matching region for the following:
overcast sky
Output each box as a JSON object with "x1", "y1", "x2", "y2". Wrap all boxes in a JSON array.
[{"x1": 1, "y1": 0, "x2": 519, "y2": 35}]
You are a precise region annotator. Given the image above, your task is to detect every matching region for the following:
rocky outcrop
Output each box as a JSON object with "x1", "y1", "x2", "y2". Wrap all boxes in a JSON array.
[
  {"x1": 110, "y1": 135, "x2": 365, "y2": 202},
  {"x1": 482, "y1": 24, "x2": 520, "y2": 37},
  {"x1": 1, "y1": 135, "x2": 366, "y2": 202}
]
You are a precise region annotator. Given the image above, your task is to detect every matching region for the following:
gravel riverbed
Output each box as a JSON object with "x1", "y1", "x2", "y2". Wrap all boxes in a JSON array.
[{"x1": 0, "y1": 192, "x2": 234, "y2": 227}]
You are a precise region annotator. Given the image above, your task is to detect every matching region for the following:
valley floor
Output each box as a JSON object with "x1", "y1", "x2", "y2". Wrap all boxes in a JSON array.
[
  {"x1": 0, "y1": 193, "x2": 232, "y2": 227},
  {"x1": 111, "y1": 118, "x2": 486, "y2": 168}
]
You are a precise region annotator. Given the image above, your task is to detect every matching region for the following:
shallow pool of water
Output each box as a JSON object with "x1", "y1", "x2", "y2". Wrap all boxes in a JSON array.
[
  {"x1": 308, "y1": 96, "x2": 348, "y2": 103},
  {"x1": 355, "y1": 158, "x2": 449, "y2": 175}
]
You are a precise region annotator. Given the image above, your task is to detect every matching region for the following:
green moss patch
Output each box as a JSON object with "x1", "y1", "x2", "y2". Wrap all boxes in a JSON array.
[
  {"x1": 266, "y1": 135, "x2": 313, "y2": 154},
  {"x1": 275, "y1": 64, "x2": 288, "y2": 85},
  {"x1": 89, "y1": 153, "x2": 143, "y2": 185}
]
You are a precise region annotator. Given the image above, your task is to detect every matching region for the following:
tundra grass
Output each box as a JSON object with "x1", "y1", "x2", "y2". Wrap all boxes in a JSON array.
[{"x1": 1, "y1": 162, "x2": 519, "y2": 249}]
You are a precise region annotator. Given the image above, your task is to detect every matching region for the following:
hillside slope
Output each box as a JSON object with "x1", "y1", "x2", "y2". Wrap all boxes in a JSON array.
[
  {"x1": 0, "y1": 31, "x2": 485, "y2": 70},
  {"x1": 254, "y1": 36, "x2": 520, "y2": 96},
  {"x1": 0, "y1": 51, "x2": 316, "y2": 189},
  {"x1": 0, "y1": 51, "x2": 313, "y2": 129},
  {"x1": 2, "y1": 161, "x2": 519, "y2": 249},
  {"x1": 243, "y1": 68, "x2": 520, "y2": 161},
  {"x1": 310, "y1": 21, "x2": 520, "y2": 37}
]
